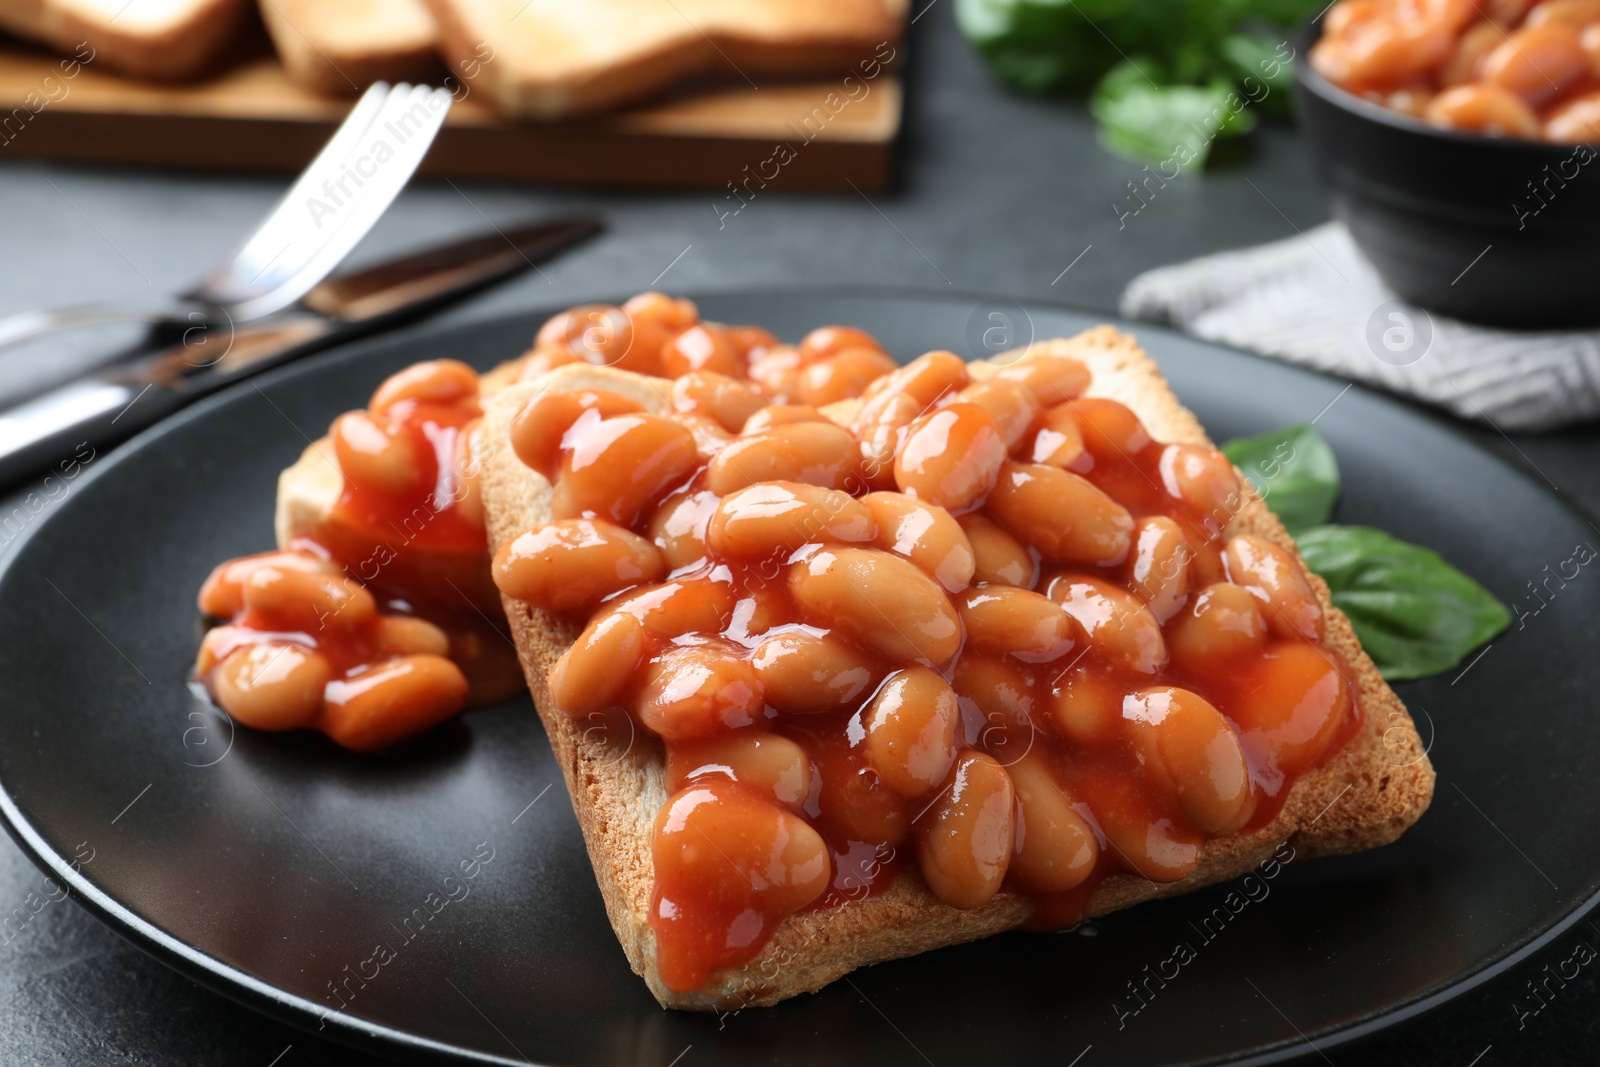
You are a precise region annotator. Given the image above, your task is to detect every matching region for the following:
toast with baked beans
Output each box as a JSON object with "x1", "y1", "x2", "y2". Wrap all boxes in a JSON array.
[{"x1": 477, "y1": 318, "x2": 1434, "y2": 1010}]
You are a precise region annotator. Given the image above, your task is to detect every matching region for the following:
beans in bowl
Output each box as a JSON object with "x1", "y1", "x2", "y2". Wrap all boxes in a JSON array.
[{"x1": 1312, "y1": 0, "x2": 1600, "y2": 141}]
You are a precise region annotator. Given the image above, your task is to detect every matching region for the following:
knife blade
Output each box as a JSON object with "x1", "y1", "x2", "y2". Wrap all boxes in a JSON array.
[{"x1": 0, "y1": 217, "x2": 602, "y2": 490}]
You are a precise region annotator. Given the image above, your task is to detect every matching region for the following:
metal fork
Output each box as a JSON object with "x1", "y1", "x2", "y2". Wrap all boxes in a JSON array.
[{"x1": 0, "y1": 81, "x2": 454, "y2": 350}]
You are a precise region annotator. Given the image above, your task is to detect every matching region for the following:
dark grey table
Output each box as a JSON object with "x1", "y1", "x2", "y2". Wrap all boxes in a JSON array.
[{"x1": 1, "y1": 7, "x2": 1595, "y2": 1065}]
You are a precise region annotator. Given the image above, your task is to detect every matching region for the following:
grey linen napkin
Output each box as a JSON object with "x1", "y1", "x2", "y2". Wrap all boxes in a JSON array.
[{"x1": 1119, "y1": 222, "x2": 1600, "y2": 432}]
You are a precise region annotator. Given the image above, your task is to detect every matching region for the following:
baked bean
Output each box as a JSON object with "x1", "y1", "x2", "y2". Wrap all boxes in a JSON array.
[
  {"x1": 368, "y1": 360, "x2": 479, "y2": 416},
  {"x1": 1342, "y1": 18, "x2": 1458, "y2": 87},
  {"x1": 704, "y1": 421, "x2": 859, "y2": 495},
  {"x1": 1047, "y1": 665, "x2": 1122, "y2": 747},
  {"x1": 788, "y1": 547, "x2": 962, "y2": 667},
  {"x1": 666, "y1": 730, "x2": 813, "y2": 809},
  {"x1": 321, "y1": 654, "x2": 470, "y2": 752},
  {"x1": 893, "y1": 403, "x2": 1007, "y2": 512},
  {"x1": 1029, "y1": 405, "x2": 1086, "y2": 469},
  {"x1": 662, "y1": 324, "x2": 744, "y2": 379},
  {"x1": 1097, "y1": 806, "x2": 1202, "y2": 883},
  {"x1": 651, "y1": 781, "x2": 830, "y2": 930},
  {"x1": 510, "y1": 388, "x2": 645, "y2": 479},
  {"x1": 1441, "y1": 20, "x2": 1505, "y2": 86},
  {"x1": 1381, "y1": 85, "x2": 1436, "y2": 116},
  {"x1": 517, "y1": 347, "x2": 581, "y2": 380},
  {"x1": 994, "y1": 353, "x2": 1091, "y2": 406},
  {"x1": 858, "y1": 350, "x2": 968, "y2": 411},
  {"x1": 1325, "y1": 0, "x2": 1381, "y2": 36},
  {"x1": 491, "y1": 519, "x2": 665, "y2": 612},
  {"x1": 747, "y1": 346, "x2": 805, "y2": 402},
  {"x1": 1126, "y1": 515, "x2": 1191, "y2": 624},
  {"x1": 751, "y1": 629, "x2": 880, "y2": 714},
  {"x1": 645, "y1": 487, "x2": 718, "y2": 570},
  {"x1": 810, "y1": 734, "x2": 912, "y2": 846},
  {"x1": 951, "y1": 655, "x2": 1037, "y2": 766},
  {"x1": 670, "y1": 372, "x2": 766, "y2": 433},
  {"x1": 536, "y1": 303, "x2": 640, "y2": 371},
  {"x1": 1007, "y1": 753, "x2": 1098, "y2": 894},
  {"x1": 1492, "y1": 0, "x2": 1538, "y2": 22},
  {"x1": 1529, "y1": 0, "x2": 1600, "y2": 25},
  {"x1": 1223, "y1": 534, "x2": 1324, "y2": 641},
  {"x1": 198, "y1": 549, "x2": 336, "y2": 618},
  {"x1": 724, "y1": 583, "x2": 790, "y2": 640},
  {"x1": 332, "y1": 411, "x2": 424, "y2": 496},
  {"x1": 1424, "y1": 83, "x2": 1543, "y2": 135},
  {"x1": 1230, "y1": 643, "x2": 1352, "y2": 775},
  {"x1": 1166, "y1": 582, "x2": 1269, "y2": 674},
  {"x1": 1123, "y1": 687, "x2": 1254, "y2": 834},
  {"x1": 608, "y1": 579, "x2": 738, "y2": 639},
  {"x1": 723, "y1": 324, "x2": 780, "y2": 360},
  {"x1": 797, "y1": 324, "x2": 884, "y2": 362},
  {"x1": 709, "y1": 482, "x2": 875, "y2": 560},
  {"x1": 987, "y1": 461, "x2": 1134, "y2": 566},
  {"x1": 620, "y1": 291, "x2": 698, "y2": 376},
  {"x1": 376, "y1": 615, "x2": 451, "y2": 657},
  {"x1": 243, "y1": 564, "x2": 376, "y2": 633},
  {"x1": 797, "y1": 348, "x2": 899, "y2": 406},
  {"x1": 958, "y1": 587, "x2": 1074, "y2": 663},
  {"x1": 1070, "y1": 398, "x2": 1151, "y2": 458},
  {"x1": 555, "y1": 413, "x2": 700, "y2": 527},
  {"x1": 855, "y1": 391, "x2": 921, "y2": 489},
  {"x1": 636, "y1": 643, "x2": 764, "y2": 740},
  {"x1": 1485, "y1": 24, "x2": 1588, "y2": 105},
  {"x1": 1160, "y1": 444, "x2": 1243, "y2": 530},
  {"x1": 861, "y1": 491, "x2": 975, "y2": 592},
  {"x1": 959, "y1": 513, "x2": 1039, "y2": 588},
  {"x1": 213, "y1": 643, "x2": 331, "y2": 731},
  {"x1": 861, "y1": 667, "x2": 961, "y2": 797},
  {"x1": 915, "y1": 752, "x2": 1015, "y2": 909},
  {"x1": 1545, "y1": 89, "x2": 1600, "y2": 140},
  {"x1": 1045, "y1": 573, "x2": 1167, "y2": 674},
  {"x1": 547, "y1": 610, "x2": 645, "y2": 718},
  {"x1": 958, "y1": 378, "x2": 1040, "y2": 449},
  {"x1": 742, "y1": 404, "x2": 827, "y2": 433},
  {"x1": 1189, "y1": 539, "x2": 1229, "y2": 587}
]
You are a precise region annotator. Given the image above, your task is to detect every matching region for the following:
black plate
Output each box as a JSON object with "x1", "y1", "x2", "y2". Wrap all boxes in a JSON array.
[{"x1": 2, "y1": 292, "x2": 1596, "y2": 1067}]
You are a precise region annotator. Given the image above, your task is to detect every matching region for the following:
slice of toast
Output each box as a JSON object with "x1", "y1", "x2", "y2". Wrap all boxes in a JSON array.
[
  {"x1": 422, "y1": 0, "x2": 907, "y2": 119},
  {"x1": 479, "y1": 326, "x2": 1436, "y2": 1011},
  {"x1": 0, "y1": 0, "x2": 249, "y2": 81},
  {"x1": 258, "y1": 0, "x2": 441, "y2": 96}
]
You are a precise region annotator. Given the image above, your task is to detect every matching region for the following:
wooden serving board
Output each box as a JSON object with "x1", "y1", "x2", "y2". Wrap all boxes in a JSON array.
[{"x1": 0, "y1": 39, "x2": 899, "y2": 190}]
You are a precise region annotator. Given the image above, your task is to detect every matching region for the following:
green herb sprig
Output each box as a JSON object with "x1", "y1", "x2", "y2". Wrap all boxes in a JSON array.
[{"x1": 956, "y1": 0, "x2": 1322, "y2": 169}]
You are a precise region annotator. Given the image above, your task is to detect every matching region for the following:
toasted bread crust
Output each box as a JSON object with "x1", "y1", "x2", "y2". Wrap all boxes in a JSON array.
[
  {"x1": 0, "y1": 0, "x2": 248, "y2": 81},
  {"x1": 480, "y1": 328, "x2": 1435, "y2": 1011},
  {"x1": 260, "y1": 0, "x2": 442, "y2": 96},
  {"x1": 423, "y1": 0, "x2": 905, "y2": 119}
]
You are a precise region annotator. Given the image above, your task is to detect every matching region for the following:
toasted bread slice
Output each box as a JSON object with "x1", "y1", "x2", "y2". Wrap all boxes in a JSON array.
[
  {"x1": 258, "y1": 0, "x2": 441, "y2": 96},
  {"x1": 479, "y1": 326, "x2": 1436, "y2": 1011},
  {"x1": 423, "y1": 0, "x2": 906, "y2": 119},
  {"x1": 0, "y1": 0, "x2": 249, "y2": 81}
]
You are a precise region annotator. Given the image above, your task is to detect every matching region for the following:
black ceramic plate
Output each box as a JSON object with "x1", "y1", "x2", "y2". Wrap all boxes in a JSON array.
[{"x1": 2, "y1": 292, "x2": 1596, "y2": 1067}]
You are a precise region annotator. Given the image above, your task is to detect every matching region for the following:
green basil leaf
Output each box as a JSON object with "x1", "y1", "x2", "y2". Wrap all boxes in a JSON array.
[
  {"x1": 1090, "y1": 67, "x2": 1255, "y2": 169},
  {"x1": 1221, "y1": 423, "x2": 1340, "y2": 531},
  {"x1": 1296, "y1": 525, "x2": 1512, "y2": 681}
]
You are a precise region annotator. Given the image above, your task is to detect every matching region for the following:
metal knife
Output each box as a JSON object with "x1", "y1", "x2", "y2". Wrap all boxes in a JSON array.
[{"x1": 0, "y1": 217, "x2": 602, "y2": 490}]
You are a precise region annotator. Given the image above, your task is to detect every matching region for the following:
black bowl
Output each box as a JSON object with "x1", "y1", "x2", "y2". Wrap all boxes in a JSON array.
[{"x1": 1294, "y1": 24, "x2": 1600, "y2": 329}]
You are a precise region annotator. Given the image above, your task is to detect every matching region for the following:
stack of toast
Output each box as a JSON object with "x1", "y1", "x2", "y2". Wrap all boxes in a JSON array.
[{"x1": 0, "y1": 0, "x2": 906, "y2": 116}]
